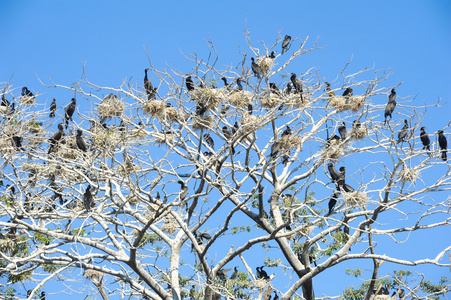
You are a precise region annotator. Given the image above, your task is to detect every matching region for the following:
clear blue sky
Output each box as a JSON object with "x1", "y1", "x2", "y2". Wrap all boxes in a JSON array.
[{"x1": 1, "y1": 1, "x2": 450, "y2": 298}]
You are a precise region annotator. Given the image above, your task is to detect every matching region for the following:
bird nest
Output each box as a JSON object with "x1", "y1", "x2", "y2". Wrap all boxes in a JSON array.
[
  {"x1": 90, "y1": 125, "x2": 121, "y2": 152},
  {"x1": 84, "y1": 269, "x2": 104, "y2": 280},
  {"x1": 253, "y1": 279, "x2": 270, "y2": 289},
  {"x1": 127, "y1": 194, "x2": 140, "y2": 205},
  {"x1": 161, "y1": 219, "x2": 178, "y2": 234},
  {"x1": 228, "y1": 91, "x2": 253, "y2": 108},
  {"x1": 159, "y1": 106, "x2": 179, "y2": 121},
  {"x1": 398, "y1": 167, "x2": 420, "y2": 183},
  {"x1": 192, "y1": 115, "x2": 214, "y2": 130},
  {"x1": 117, "y1": 163, "x2": 136, "y2": 176},
  {"x1": 279, "y1": 135, "x2": 301, "y2": 150},
  {"x1": 20, "y1": 95, "x2": 35, "y2": 105},
  {"x1": 0, "y1": 137, "x2": 12, "y2": 151},
  {"x1": 348, "y1": 96, "x2": 365, "y2": 112},
  {"x1": 343, "y1": 191, "x2": 368, "y2": 208},
  {"x1": 130, "y1": 128, "x2": 147, "y2": 139},
  {"x1": 285, "y1": 94, "x2": 306, "y2": 108},
  {"x1": 260, "y1": 93, "x2": 281, "y2": 108},
  {"x1": 350, "y1": 126, "x2": 368, "y2": 140},
  {"x1": 97, "y1": 94, "x2": 124, "y2": 118},
  {"x1": 59, "y1": 145, "x2": 79, "y2": 160},
  {"x1": 191, "y1": 88, "x2": 225, "y2": 110},
  {"x1": 0, "y1": 238, "x2": 16, "y2": 252},
  {"x1": 322, "y1": 143, "x2": 345, "y2": 160},
  {"x1": 256, "y1": 57, "x2": 275, "y2": 74},
  {"x1": 241, "y1": 114, "x2": 261, "y2": 133},
  {"x1": 143, "y1": 100, "x2": 165, "y2": 116},
  {"x1": 27, "y1": 120, "x2": 44, "y2": 134},
  {"x1": 154, "y1": 132, "x2": 174, "y2": 145},
  {"x1": 328, "y1": 96, "x2": 347, "y2": 110},
  {"x1": 328, "y1": 96, "x2": 365, "y2": 112}
]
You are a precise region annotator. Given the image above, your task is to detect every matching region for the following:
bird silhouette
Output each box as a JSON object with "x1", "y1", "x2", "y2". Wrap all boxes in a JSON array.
[
  {"x1": 48, "y1": 123, "x2": 65, "y2": 154},
  {"x1": 326, "y1": 190, "x2": 340, "y2": 216},
  {"x1": 342, "y1": 87, "x2": 353, "y2": 98},
  {"x1": 397, "y1": 119, "x2": 409, "y2": 144},
  {"x1": 282, "y1": 35, "x2": 291, "y2": 54},
  {"x1": 438, "y1": 130, "x2": 447, "y2": 161},
  {"x1": 49, "y1": 98, "x2": 56, "y2": 118},
  {"x1": 203, "y1": 133, "x2": 214, "y2": 149},
  {"x1": 251, "y1": 57, "x2": 262, "y2": 79},
  {"x1": 64, "y1": 98, "x2": 76, "y2": 128},
  {"x1": 185, "y1": 75, "x2": 195, "y2": 92},
  {"x1": 83, "y1": 185, "x2": 94, "y2": 211},
  {"x1": 384, "y1": 88, "x2": 397, "y2": 125},
  {"x1": 144, "y1": 68, "x2": 158, "y2": 100},
  {"x1": 420, "y1": 127, "x2": 431, "y2": 151},
  {"x1": 290, "y1": 73, "x2": 304, "y2": 102},
  {"x1": 76, "y1": 129, "x2": 88, "y2": 152},
  {"x1": 338, "y1": 122, "x2": 347, "y2": 140}
]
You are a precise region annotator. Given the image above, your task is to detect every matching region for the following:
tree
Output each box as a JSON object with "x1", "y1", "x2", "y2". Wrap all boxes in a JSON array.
[{"x1": 0, "y1": 32, "x2": 450, "y2": 300}]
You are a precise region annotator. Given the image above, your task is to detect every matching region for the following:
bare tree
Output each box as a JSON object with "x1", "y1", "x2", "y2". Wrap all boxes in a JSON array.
[{"x1": 0, "y1": 32, "x2": 450, "y2": 300}]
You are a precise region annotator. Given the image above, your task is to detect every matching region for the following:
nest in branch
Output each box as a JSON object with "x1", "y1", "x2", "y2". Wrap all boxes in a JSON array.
[
  {"x1": 161, "y1": 218, "x2": 178, "y2": 234},
  {"x1": 20, "y1": 95, "x2": 35, "y2": 105},
  {"x1": 343, "y1": 191, "x2": 368, "y2": 208},
  {"x1": 279, "y1": 135, "x2": 301, "y2": 150},
  {"x1": 191, "y1": 88, "x2": 225, "y2": 110},
  {"x1": 253, "y1": 278, "x2": 270, "y2": 289},
  {"x1": 322, "y1": 143, "x2": 345, "y2": 160},
  {"x1": 117, "y1": 163, "x2": 135, "y2": 176},
  {"x1": 241, "y1": 114, "x2": 261, "y2": 133},
  {"x1": 0, "y1": 137, "x2": 12, "y2": 151},
  {"x1": 373, "y1": 296, "x2": 391, "y2": 300},
  {"x1": 285, "y1": 93, "x2": 307, "y2": 108},
  {"x1": 192, "y1": 115, "x2": 214, "y2": 130},
  {"x1": 27, "y1": 120, "x2": 44, "y2": 134},
  {"x1": 257, "y1": 57, "x2": 275, "y2": 74},
  {"x1": 281, "y1": 194, "x2": 295, "y2": 207},
  {"x1": 154, "y1": 131, "x2": 174, "y2": 145},
  {"x1": 348, "y1": 95, "x2": 365, "y2": 112},
  {"x1": 398, "y1": 167, "x2": 420, "y2": 183},
  {"x1": 127, "y1": 195, "x2": 140, "y2": 205},
  {"x1": 98, "y1": 94, "x2": 124, "y2": 118},
  {"x1": 90, "y1": 124, "x2": 121, "y2": 153},
  {"x1": 350, "y1": 125, "x2": 368, "y2": 140},
  {"x1": 160, "y1": 106, "x2": 179, "y2": 121},
  {"x1": 143, "y1": 100, "x2": 165, "y2": 116},
  {"x1": 0, "y1": 238, "x2": 16, "y2": 253},
  {"x1": 228, "y1": 91, "x2": 253, "y2": 108},
  {"x1": 84, "y1": 269, "x2": 104, "y2": 281},
  {"x1": 130, "y1": 127, "x2": 147, "y2": 139},
  {"x1": 328, "y1": 96, "x2": 347, "y2": 110},
  {"x1": 260, "y1": 93, "x2": 281, "y2": 108}
]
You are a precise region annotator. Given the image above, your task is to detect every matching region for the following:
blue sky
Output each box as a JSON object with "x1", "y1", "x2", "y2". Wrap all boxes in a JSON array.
[{"x1": 1, "y1": 1, "x2": 450, "y2": 298}]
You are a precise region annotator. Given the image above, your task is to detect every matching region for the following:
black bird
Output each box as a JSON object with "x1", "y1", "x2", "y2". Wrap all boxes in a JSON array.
[
  {"x1": 236, "y1": 77, "x2": 244, "y2": 91},
  {"x1": 343, "y1": 224, "x2": 350, "y2": 236},
  {"x1": 247, "y1": 103, "x2": 253, "y2": 115},
  {"x1": 325, "y1": 82, "x2": 335, "y2": 97},
  {"x1": 144, "y1": 68, "x2": 158, "y2": 100},
  {"x1": 199, "y1": 232, "x2": 211, "y2": 240},
  {"x1": 342, "y1": 87, "x2": 353, "y2": 98},
  {"x1": 76, "y1": 129, "x2": 88, "y2": 152},
  {"x1": 40, "y1": 291, "x2": 46, "y2": 300},
  {"x1": 384, "y1": 88, "x2": 397, "y2": 125},
  {"x1": 22, "y1": 86, "x2": 34, "y2": 97},
  {"x1": 195, "y1": 102, "x2": 207, "y2": 116},
  {"x1": 230, "y1": 266, "x2": 238, "y2": 280},
  {"x1": 24, "y1": 193, "x2": 33, "y2": 212},
  {"x1": 203, "y1": 133, "x2": 214, "y2": 149},
  {"x1": 185, "y1": 75, "x2": 195, "y2": 92},
  {"x1": 269, "y1": 51, "x2": 276, "y2": 59},
  {"x1": 290, "y1": 73, "x2": 304, "y2": 102},
  {"x1": 326, "y1": 191, "x2": 340, "y2": 216},
  {"x1": 284, "y1": 82, "x2": 292, "y2": 96},
  {"x1": 271, "y1": 141, "x2": 281, "y2": 158},
  {"x1": 177, "y1": 181, "x2": 189, "y2": 201},
  {"x1": 397, "y1": 119, "x2": 409, "y2": 144},
  {"x1": 438, "y1": 130, "x2": 447, "y2": 161},
  {"x1": 251, "y1": 57, "x2": 262, "y2": 79},
  {"x1": 338, "y1": 122, "x2": 347, "y2": 140},
  {"x1": 326, "y1": 134, "x2": 341, "y2": 148},
  {"x1": 327, "y1": 163, "x2": 343, "y2": 189},
  {"x1": 273, "y1": 291, "x2": 279, "y2": 300},
  {"x1": 269, "y1": 82, "x2": 281, "y2": 96},
  {"x1": 352, "y1": 120, "x2": 361, "y2": 129},
  {"x1": 221, "y1": 77, "x2": 232, "y2": 92},
  {"x1": 399, "y1": 289, "x2": 405, "y2": 298},
  {"x1": 49, "y1": 173, "x2": 63, "y2": 205},
  {"x1": 83, "y1": 185, "x2": 94, "y2": 211},
  {"x1": 48, "y1": 123, "x2": 64, "y2": 154},
  {"x1": 49, "y1": 98, "x2": 56, "y2": 118},
  {"x1": 420, "y1": 127, "x2": 431, "y2": 151},
  {"x1": 222, "y1": 126, "x2": 232, "y2": 140},
  {"x1": 282, "y1": 35, "x2": 291, "y2": 54},
  {"x1": 64, "y1": 98, "x2": 76, "y2": 128},
  {"x1": 232, "y1": 121, "x2": 239, "y2": 135},
  {"x1": 1, "y1": 88, "x2": 10, "y2": 108},
  {"x1": 12, "y1": 136, "x2": 24, "y2": 151},
  {"x1": 281, "y1": 125, "x2": 291, "y2": 137},
  {"x1": 256, "y1": 266, "x2": 262, "y2": 279},
  {"x1": 258, "y1": 266, "x2": 270, "y2": 280}
]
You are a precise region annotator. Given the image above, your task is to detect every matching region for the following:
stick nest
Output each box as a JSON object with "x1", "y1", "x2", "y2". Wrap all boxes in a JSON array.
[
  {"x1": 260, "y1": 93, "x2": 281, "y2": 108},
  {"x1": 161, "y1": 218, "x2": 178, "y2": 234},
  {"x1": 329, "y1": 96, "x2": 365, "y2": 112},
  {"x1": 322, "y1": 143, "x2": 345, "y2": 160},
  {"x1": 143, "y1": 100, "x2": 165, "y2": 116},
  {"x1": 256, "y1": 57, "x2": 275, "y2": 74},
  {"x1": 98, "y1": 94, "x2": 124, "y2": 118},
  {"x1": 90, "y1": 124, "x2": 121, "y2": 154},
  {"x1": 398, "y1": 167, "x2": 420, "y2": 183},
  {"x1": 253, "y1": 278, "x2": 270, "y2": 289},
  {"x1": 84, "y1": 269, "x2": 104, "y2": 280},
  {"x1": 160, "y1": 106, "x2": 179, "y2": 121},
  {"x1": 348, "y1": 96, "x2": 365, "y2": 112},
  {"x1": 343, "y1": 191, "x2": 368, "y2": 208},
  {"x1": 20, "y1": 95, "x2": 35, "y2": 105},
  {"x1": 191, "y1": 88, "x2": 225, "y2": 110},
  {"x1": 241, "y1": 114, "x2": 261, "y2": 133},
  {"x1": 154, "y1": 132, "x2": 174, "y2": 145},
  {"x1": 27, "y1": 120, "x2": 44, "y2": 134},
  {"x1": 350, "y1": 125, "x2": 368, "y2": 140},
  {"x1": 228, "y1": 91, "x2": 253, "y2": 108},
  {"x1": 279, "y1": 135, "x2": 301, "y2": 150},
  {"x1": 192, "y1": 115, "x2": 214, "y2": 130}
]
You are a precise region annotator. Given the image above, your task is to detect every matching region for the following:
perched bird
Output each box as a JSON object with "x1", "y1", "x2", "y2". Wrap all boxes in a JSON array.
[
  {"x1": 144, "y1": 68, "x2": 157, "y2": 100},
  {"x1": 1, "y1": 88, "x2": 11, "y2": 109},
  {"x1": 222, "y1": 126, "x2": 232, "y2": 140},
  {"x1": 269, "y1": 82, "x2": 281, "y2": 96},
  {"x1": 247, "y1": 103, "x2": 253, "y2": 115},
  {"x1": 195, "y1": 102, "x2": 207, "y2": 116},
  {"x1": 327, "y1": 163, "x2": 343, "y2": 189},
  {"x1": 338, "y1": 122, "x2": 347, "y2": 140},
  {"x1": 76, "y1": 129, "x2": 88, "y2": 152},
  {"x1": 438, "y1": 130, "x2": 447, "y2": 161},
  {"x1": 199, "y1": 232, "x2": 211, "y2": 240},
  {"x1": 83, "y1": 185, "x2": 94, "y2": 211},
  {"x1": 352, "y1": 120, "x2": 361, "y2": 129},
  {"x1": 271, "y1": 141, "x2": 281, "y2": 158},
  {"x1": 230, "y1": 266, "x2": 238, "y2": 280},
  {"x1": 21, "y1": 86, "x2": 34, "y2": 97},
  {"x1": 185, "y1": 75, "x2": 195, "y2": 92},
  {"x1": 40, "y1": 291, "x2": 46, "y2": 300},
  {"x1": 177, "y1": 181, "x2": 189, "y2": 201},
  {"x1": 281, "y1": 125, "x2": 291, "y2": 137},
  {"x1": 397, "y1": 119, "x2": 409, "y2": 144},
  {"x1": 325, "y1": 82, "x2": 335, "y2": 97},
  {"x1": 326, "y1": 134, "x2": 341, "y2": 148},
  {"x1": 384, "y1": 88, "x2": 397, "y2": 125},
  {"x1": 342, "y1": 87, "x2": 353, "y2": 98},
  {"x1": 232, "y1": 121, "x2": 239, "y2": 135},
  {"x1": 221, "y1": 77, "x2": 232, "y2": 92},
  {"x1": 64, "y1": 98, "x2": 76, "y2": 128},
  {"x1": 48, "y1": 123, "x2": 65, "y2": 154},
  {"x1": 12, "y1": 136, "x2": 24, "y2": 151},
  {"x1": 284, "y1": 82, "x2": 293, "y2": 96},
  {"x1": 49, "y1": 98, "x2": 56, "y2": 118},
  {"x1": 251, "y1": 57, "x2": 262, "y2": 79},
  {"x1": 282, "y1": 35, "x2": 291, "y2": 54},
  {"x1": 203, "y1": 133, "x2": 214, "y2": 149},
  {"x1": 326, "y1": 191, "x2": 340, "y2": 216},
  {"x1": 273, "y1": 291, "x2": 279, "y2": 300},
  {"x1": 236, "y1": 77, "x2": 244, "y2": 91},
  {"x1": 420, "y1": 127, "x2": 431, "y2": 151},
  {"x1": 269, "y1": 51, "x2": 276, "y2": 59},
  {"x1": 399, "y1": 289, "x2": 405, "y2": 298},
  {"x1": 257, "y1": 266, "x2": 270, "y2": 280},
  {"x1": 290, "y1": 73, "x2": 304, "y2": 102},
  {"x1": 49, "y1": 173, "x2": 64, "y2": 204}
]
